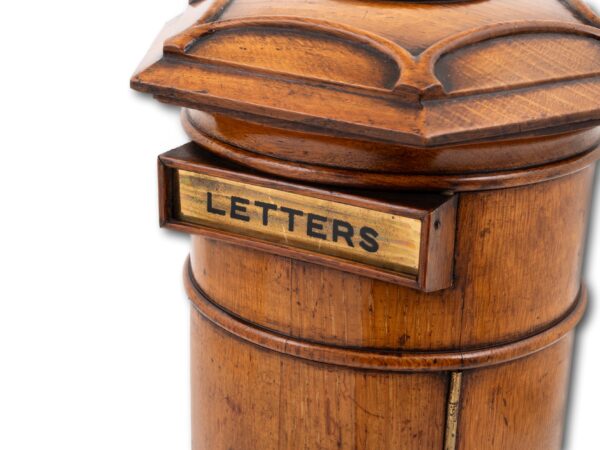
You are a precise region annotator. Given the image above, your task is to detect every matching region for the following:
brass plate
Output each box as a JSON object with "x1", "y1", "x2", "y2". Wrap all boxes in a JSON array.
[
  {"x1": 444, "y1": 372, "x2": 463, "y2": 450},
  {"x1": 176, "y1": 170, "x2": 422, "y2": 275}
]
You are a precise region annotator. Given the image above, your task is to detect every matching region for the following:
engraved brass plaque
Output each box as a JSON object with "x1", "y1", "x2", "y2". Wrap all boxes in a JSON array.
[{"x1": 176, "y1": 170, "x2": 422, "y2": 275}]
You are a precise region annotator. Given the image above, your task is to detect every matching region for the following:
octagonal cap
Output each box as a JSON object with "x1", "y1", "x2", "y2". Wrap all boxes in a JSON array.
[{"x1": 132, "y1": 0, "x2": 600, "y2": 147}]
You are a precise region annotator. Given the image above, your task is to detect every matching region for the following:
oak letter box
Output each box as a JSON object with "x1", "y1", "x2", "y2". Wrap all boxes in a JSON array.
[{"x1": 132, "y1": 1, "x2": 600, "y2": 448}]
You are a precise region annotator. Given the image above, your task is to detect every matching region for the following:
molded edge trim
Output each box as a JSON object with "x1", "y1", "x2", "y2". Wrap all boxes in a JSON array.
[
  {"x1": 183, "y1": 110, "x2": 600, "y2": 192},
  {"x1": 562, "y1": 0, "x2": 600, "y2": 27},
  {"x1": 185, "y1": 258, "x2": 588, "y2": 372},
  {"x1": 421, "y1": 20, "x2": 600, "y2": 99}
]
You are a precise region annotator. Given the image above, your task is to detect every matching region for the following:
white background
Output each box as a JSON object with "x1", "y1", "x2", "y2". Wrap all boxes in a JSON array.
[{"x1": 0, "y1": 1, "x2": 599, "y2": 449}]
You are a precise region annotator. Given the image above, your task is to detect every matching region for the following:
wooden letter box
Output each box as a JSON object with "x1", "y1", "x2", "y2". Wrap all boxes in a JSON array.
[{"x1": 132, "y1": 1, "x2": 600, "y2": 448}]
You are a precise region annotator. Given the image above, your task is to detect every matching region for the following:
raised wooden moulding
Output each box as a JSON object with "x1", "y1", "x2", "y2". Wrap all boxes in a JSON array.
[
  {"x1": 160, "y1": 143, "x2": 457, "y2": 292},
  {"x1": 132, "y1": 0, "x2": 600, "y2": 147}
]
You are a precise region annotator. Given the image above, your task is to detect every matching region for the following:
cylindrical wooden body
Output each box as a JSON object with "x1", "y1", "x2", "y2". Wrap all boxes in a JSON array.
[
  {"x1": 130, "y1": 1, "x2": 600, "y2": 447},
  {"x1": 131, "y1": 0, "x2": 600, "y2": 444},
  {"x1": 186, "y1": 165, "x2": 595, "y2": 450}
]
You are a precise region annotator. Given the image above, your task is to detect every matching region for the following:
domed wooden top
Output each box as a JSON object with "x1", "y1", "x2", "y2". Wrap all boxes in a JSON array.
[{"x1": 132, "y1": 0, "x2": 600, "y2": 188}]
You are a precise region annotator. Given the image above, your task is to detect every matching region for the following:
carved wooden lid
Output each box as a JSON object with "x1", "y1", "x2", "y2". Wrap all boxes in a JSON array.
[{"x1": 132, "y1": 0, "x2": 600, "y2": 187}]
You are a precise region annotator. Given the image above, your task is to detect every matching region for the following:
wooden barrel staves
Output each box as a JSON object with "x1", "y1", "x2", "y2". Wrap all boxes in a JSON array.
[{"x1": 131, "y1": 0, "x2": 600, "y2": 448}]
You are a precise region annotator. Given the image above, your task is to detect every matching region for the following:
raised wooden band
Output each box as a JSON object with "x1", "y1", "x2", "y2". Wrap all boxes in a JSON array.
[
  {"x1": 184, "y1": 258, "x2": 587, "y2": 372},
  {"x1": 182, "y1": 109, "x2": 600, "y2": 191},
  {"x1": 183, "y1": 109, "x2": 600, "y2": 176}
]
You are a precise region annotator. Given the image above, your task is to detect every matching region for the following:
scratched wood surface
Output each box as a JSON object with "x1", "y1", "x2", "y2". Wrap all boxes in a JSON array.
[
  {"x1": 184, "y1": 165, "x2": 594, "y2": 449},
  {"x1": 457, "y1": 335, "x2": 575, "y2": 450},
  {"x1": 191, "y1": 308, "x2": 449, "y2": 450}
]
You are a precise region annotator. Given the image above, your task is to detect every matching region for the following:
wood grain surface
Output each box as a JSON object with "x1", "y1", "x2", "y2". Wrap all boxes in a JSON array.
[
  {"x1": 457, "y1": 335, "x2": 575, "y2": 450},
  {"x1": 132, "y1": 0, "x2": 600, "y2": 147},
  {"x1": 191, "y1": 307, "x2": 449, "y2": 450},
  {"x1": 181, "y1": 112, "x2": 600, "y2": 190},
  {"x1": 184, "y1": 165, "x2": 594, "y2": 448},
  {"x1": 190, "y1": 167, "x2": 594, "y2": 351}
]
